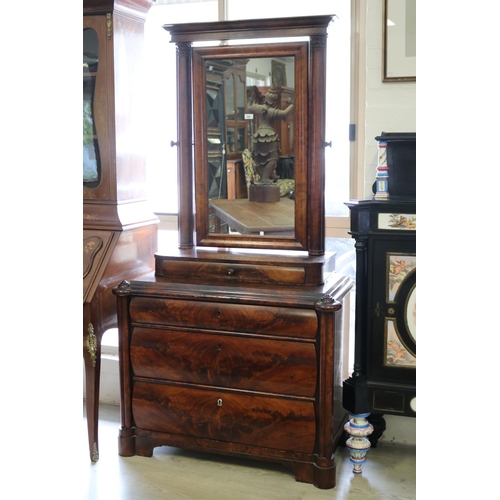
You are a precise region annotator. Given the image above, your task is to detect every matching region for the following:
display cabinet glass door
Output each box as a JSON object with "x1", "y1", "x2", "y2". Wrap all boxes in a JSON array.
[
  {"x1": 83, "y1": 27, "x2": 101, "y2": 189},
  {"x1": 83, "y1": 16, "x2": 111, "y2": 202}
]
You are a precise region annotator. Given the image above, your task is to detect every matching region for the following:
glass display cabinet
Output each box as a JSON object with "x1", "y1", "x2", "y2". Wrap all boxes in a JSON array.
[
  {"x1": 113, "y1": 15, "x2": 354, "y2": 490},
  {"x1": 83, "y1": 0, "x2": 158, "y2": 462}
]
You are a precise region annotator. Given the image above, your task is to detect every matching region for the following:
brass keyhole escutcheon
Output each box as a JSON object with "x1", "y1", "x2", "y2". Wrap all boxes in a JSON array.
[{"x1": 217, "y1": 399, "x2": 223, "y2": 407}]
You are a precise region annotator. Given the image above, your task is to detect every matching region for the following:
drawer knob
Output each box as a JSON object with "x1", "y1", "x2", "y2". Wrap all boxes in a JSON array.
[
  {"x1": 217, "y1": 398, "x2": 223, "y2": 407},
  {"x1": 227, "y1": 268, "x2": 235, "y2": 276}
]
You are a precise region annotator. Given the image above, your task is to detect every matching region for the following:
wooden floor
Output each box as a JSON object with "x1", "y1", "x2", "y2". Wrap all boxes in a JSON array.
[{"x1": 83, "y1": 403, "x2": 416, "y2": 500}]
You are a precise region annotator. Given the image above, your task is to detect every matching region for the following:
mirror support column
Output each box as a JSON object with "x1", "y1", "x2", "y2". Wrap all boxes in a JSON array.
[
  {"x1": 308, "y1": 34, "x2": 328, "y2": 256},
  {"x1": 176, "y1": 41, "x2": 194, "y2": 249}
]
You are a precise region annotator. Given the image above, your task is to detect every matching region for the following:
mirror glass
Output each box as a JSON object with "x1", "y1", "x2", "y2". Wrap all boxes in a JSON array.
[
  {"x1": 206, "y1": 56, "x2": 295, "y2": 237},
  {"x1": 192, "y1": 43, "x2": 308, "y2": 250}
]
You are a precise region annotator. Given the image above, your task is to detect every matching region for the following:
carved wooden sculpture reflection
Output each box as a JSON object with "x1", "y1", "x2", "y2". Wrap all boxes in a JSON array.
[{"x1": 248, "y1": 86, "x2": 294, "y2": 184}]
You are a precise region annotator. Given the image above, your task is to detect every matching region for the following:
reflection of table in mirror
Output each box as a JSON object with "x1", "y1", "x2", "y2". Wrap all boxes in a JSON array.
[{"x1": 210, "y1": 198, "x2": 294, "y2": 235}]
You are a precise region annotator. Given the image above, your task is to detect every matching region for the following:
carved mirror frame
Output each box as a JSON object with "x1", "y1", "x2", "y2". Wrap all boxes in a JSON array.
[{"x1": 164, "y1": 16, "x2": 334, "y2": 257}]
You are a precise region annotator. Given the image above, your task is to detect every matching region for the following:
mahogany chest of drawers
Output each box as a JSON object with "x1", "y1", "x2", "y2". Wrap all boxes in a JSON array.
[{"x1": 114, "y1": 265, "x2": 352, "y2": 489}]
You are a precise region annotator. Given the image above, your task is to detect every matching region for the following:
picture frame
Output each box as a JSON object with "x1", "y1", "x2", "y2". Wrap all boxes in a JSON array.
[
  {"x1": 383, "y1": 0, "x2": 416, "y2": 82},
  {"x1": 271, "y1": 59, "x2": 287, "y2": 86}
]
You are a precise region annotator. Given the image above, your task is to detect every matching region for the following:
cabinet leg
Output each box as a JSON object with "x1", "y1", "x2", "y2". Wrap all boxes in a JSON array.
[
  {"x1": 83, "y1": 323, "x2": 101, "y2": 462},
  {"x1": 285, "y1": 461, "x2": 313, "y2": 485},
  {"x1": 344, "y1": 413, "x2": 373, "y2": 474},
  {"x1": 313, "y1": 459, "x2": 336, "y2": 489},
  {"x1": 135, "y1": 436, "x2": 156, "y2": 457},
  {"x1": 118, "y1": 427, "x2": 137, "y2": 457}
]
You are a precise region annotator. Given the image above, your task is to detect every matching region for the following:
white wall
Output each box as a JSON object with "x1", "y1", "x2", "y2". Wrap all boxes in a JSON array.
[
  {"x1": 363, "y1": 0, "x2": 416, "y2": 196},
  {"x1": 360, "y1": 0, "x2": 416, "y2": 444}
]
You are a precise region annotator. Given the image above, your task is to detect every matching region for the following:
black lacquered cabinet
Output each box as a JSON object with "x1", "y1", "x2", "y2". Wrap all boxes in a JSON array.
[
  {"x1": 343, "y1": 133, "x2": 416, "y2": 457},
  {"x1": 343, "y1": 198, "x2": 416, "y2": 416}
]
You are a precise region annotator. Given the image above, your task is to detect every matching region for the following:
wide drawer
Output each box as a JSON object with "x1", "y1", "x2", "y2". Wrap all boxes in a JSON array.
[
  {"x1": 131, "y1": 328, "x2": 317, "y2": 397},
  {"x1": 157, "y1": 259, "x2": 307, "y2": 285},
  {"x1": 129, "y1": 297, "x2": 318, "y2": 339},
  {"x1": 132, "y1": 381, "x2": 316, "y2": 454}
]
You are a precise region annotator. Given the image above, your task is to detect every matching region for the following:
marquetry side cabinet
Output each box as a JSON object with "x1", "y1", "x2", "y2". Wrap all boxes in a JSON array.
[{"x1": 83, "y1": 0, "x2": 158, "y2": 462}]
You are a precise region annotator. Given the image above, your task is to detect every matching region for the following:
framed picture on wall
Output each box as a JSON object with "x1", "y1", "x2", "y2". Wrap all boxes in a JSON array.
[
  {"x1": 271, "y1": 60, "x2": 287, "y2": 86},
  {"x1": 383, "y1": 0, "x2": 416, "y2": 82}
]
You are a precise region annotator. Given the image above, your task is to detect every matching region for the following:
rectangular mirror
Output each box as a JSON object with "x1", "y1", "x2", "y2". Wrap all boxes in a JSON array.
[
  {"x1": 164, "y1": 15, "x2": 333, "y2": 256},
  {"x1": 192, "y1": 42, "x2": 308, "y2": 251}
]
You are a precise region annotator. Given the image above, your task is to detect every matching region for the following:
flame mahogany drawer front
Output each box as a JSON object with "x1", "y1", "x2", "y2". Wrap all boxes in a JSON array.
[
  {"x1": 129, "y1": 297, "x2": 318, "y2": 339},
  {"x1": 157, "y1": 259, "x2": 307, "y2": 285},
  {"x1": 115, "y1": 269, "x2": 353, "y2": 490},
  {"x1": 130, "y1": 327, "x2": 317, "y2": 397},
  {"x1": 132, "y1": 382, "x2": 316, "y2": 454}
]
